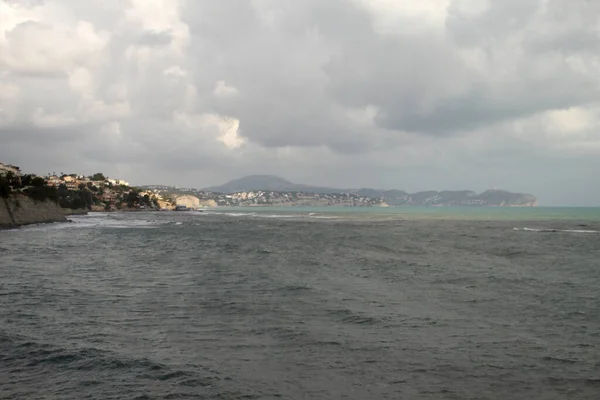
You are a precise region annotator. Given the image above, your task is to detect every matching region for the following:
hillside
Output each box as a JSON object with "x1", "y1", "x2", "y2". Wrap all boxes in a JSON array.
[
  {"x1": 204, "y1": 175, "x2": 347, "y2": 194},
  {"x1": 202, "y1": 175, "x2": 537, "y2": 206}
]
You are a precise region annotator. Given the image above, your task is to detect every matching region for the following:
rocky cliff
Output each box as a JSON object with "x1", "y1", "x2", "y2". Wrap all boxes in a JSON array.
[
  {"x1": 174, "y1": 195, "x2": 217, "y2": 208},
  {"x1": 0, "y1": 195, "x2": 71, "y2": 228}
]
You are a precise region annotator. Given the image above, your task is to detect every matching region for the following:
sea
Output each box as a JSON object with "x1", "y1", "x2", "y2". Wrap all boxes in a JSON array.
[{"x1": 1, "y1": 207, "x2": 599, "y2": 400}]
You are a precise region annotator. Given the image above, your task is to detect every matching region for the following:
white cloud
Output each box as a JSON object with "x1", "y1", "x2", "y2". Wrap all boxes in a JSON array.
[
  {"x1": 164, "y1": 65, "x2": 186, "y2": 78},
  {"x1": 0, "y1": 0, "x2": 599, "y2": 205},
  {"x1": 124, "y1": 0, "x2": 190, "y2": 55},
  {"x1": 216, "y1": 118, "x2": 245, "y2": 149},
  {"x1": 544, "y1": 107, "x2": 596, "y2": 135},
  {"x1": 172, "y1": 111, "x2": 245, "y2": 150},
  {"x1": 355, "y1": 0, "x2": 451, "y2": 35},
  {"x1": 68, "y1": 67, "x2": 95, "y2": 98},
  {"x1": 213, "y1": 80, "x2": 239, "y2": 98},
  {"x1": 0, "y1": 18, "x2": 109, "y2": 75}
]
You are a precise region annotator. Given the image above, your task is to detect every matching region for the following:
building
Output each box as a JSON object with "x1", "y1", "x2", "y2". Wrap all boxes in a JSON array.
[
  {"x1": 0, "y1": 162, "x2": 20, "y2": 177},
  {"x1": 46, "y1": 177, "x2": 61, "y2": 187},
  {"x1": 107, "y1": 178, "x2": 130, "y2": 187},
  {"x1": 102, "y1": 191, "x2": 117, "y2": 202}
]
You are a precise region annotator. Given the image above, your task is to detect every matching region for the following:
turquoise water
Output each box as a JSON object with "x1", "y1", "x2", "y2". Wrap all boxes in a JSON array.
[{"x1": 207, "y1": 206, "x2": 600, "y2": 221}]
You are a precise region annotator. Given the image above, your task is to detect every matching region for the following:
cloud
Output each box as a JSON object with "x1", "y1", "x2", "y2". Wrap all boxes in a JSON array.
[
  {"x1": 137, "y1": 30, "x2": 173, "y2": 47},
  {"x1": 0, "y1": 3, "x2": 109, "y2": 76},
  {"x1": 0, "y1": 0, "x2": 599, "y2": 205},
  {"x1": 213, "y1": 81, "x2": 238, "y2": 99}
]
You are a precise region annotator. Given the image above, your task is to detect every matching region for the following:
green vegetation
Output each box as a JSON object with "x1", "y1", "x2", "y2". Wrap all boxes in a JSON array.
[
  {"x1": 1, "y1": 172, "x2": 57, "y2": 203},
  {"x1": 125, "y1": 188, "x2": 141, "y2": 208},
  {"x1": 0, "y1": 176, "x2": 12, "y2": 198},
  {"x1": 3, "y1": 165, "x2": 163, "y2": 212},
  {"x1": 56, "y1": 185, "x2": 94, "y2": 209},
  {"x1": 25, "y1": 185, "x2": 59, "y2": 203}
]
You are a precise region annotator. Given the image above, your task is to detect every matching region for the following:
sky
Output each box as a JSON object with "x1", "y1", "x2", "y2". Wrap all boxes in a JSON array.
[{"x1": 0, "y1": 0, "x2": 599, "y2": 206}]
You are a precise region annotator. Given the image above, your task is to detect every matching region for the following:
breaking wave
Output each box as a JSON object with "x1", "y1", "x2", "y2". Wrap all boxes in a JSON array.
[{"x1": 513, "y1": 227, "x2": 598, "y2": 234}]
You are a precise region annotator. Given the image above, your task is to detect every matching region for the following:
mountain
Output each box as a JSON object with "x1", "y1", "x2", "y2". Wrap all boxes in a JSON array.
[
  {"x1": 203, "y1": 175, "x2": 347, "y2": 194},
  {"x1": 475, "y1": 189, "x2": 538, "y2": 206},
  {"x1": 202, "y1": 175, "x2": 537, "y2": 206}
]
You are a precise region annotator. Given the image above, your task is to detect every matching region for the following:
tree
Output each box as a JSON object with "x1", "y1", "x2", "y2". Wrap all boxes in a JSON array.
[
  {"x1": 126, "y1": 190, "x2": 140, "y2": 208},
  {"x1": 78, "y1": 183, "x2": 87, "y2": 190},
  {"x1": 26, "y1": 185, "x2": 58, "y2": 203},
  {"x1": 20, "y1": 174, "x2": 32, "y2": 186},
  {"x1": 90, "y1": 173, "x2": 106, "y2": 181},
  {"x1": 31, "y1": 177, "x2": 46, "y2": 187},
  {"x1": 0, "y1": 176, "x2": 12, "y2": 198},
  {"x1": 4, "y1": 171, "x2": 19, "y2": 188}
]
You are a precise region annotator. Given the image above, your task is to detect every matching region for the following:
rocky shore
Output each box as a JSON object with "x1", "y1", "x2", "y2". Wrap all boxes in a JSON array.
[{"x1": 0, "y1": 196, "x2": 85, "y2": 229}]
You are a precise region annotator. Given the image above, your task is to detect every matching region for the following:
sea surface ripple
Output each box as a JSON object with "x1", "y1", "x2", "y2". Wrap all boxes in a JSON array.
[{"x1": 1, "y1": 211, "x2": 599, "y2": 399}]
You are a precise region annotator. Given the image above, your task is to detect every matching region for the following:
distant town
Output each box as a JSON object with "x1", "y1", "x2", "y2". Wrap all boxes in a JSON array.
[
  {"x1": 2, "y1": 162, "x2": 538, "y2": 218},
  {"x1": 141, "y1": 185, "x2": 386, "y2": 208}
]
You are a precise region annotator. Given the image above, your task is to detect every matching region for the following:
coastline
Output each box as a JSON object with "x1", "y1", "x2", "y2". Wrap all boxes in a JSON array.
[{"x1": 0, "y1": 196, "x2": 88, "y2": 229}]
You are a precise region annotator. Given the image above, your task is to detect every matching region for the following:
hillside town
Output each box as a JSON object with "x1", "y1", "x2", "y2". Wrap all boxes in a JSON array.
[
  {"x1": 3, "y1": 161, "x2": 537, "y2": 214},
  {"x1": 43, "y1": 173, "x2": 175, "y2": 211},
  {"x1": 140, "y1": 185, "x2": 388, "y2": 208},
  {"x1": 1, "y1": 163, "x2": 173, "y2": 212}
]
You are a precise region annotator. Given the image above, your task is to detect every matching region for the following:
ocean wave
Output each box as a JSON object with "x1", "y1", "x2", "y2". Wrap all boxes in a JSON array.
[
  {"x1": 202, "y1": 211, "x2": 340, "y2": 220},
  {"x1": 513, "y1": 227, "x2": 598, "y2": 233},
  {"x1": 256, "y1": 214, "x2": 297, "y2": 218},
  {"x1": 1, "y1": 334, "x2": 224, "y2": 397},
  {"x1": 67, "y1": 217, "x2": 166, "y2": 229},
  {"x1": 204, "y1": 212, "x2": 258, "y2": 217}
]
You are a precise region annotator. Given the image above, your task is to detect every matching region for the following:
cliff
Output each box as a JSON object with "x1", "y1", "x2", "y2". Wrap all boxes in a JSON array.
[
  {"x1": 174, "y1": 195, "x2": 217, "y2": 209},
  {"x1": 0, "y1": 195, "x2": 70, "y2": 228}
]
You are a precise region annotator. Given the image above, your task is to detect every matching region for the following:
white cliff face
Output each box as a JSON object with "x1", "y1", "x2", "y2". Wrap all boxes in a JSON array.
[
  {"x1": 172, "y1": 195, "x2": 218, "y2": 209},
  {"x1": 198, "y1": 199, "x2": 218, "y2": 208},
  {"x1": 0, "y1": 196, "x2": 69, "y2": 228},
  {"x1": 174, "y1": 195, "x2": 201, "y2": 209}
]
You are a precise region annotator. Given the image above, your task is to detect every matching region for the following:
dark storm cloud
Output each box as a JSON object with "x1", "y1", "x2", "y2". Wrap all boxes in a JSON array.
[{"x1": 0, "y1": 0, "x2": 599, "y2": 205}]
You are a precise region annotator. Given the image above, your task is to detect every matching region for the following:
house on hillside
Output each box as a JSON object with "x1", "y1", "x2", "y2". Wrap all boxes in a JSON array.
[{"x1": 0, "y1": 163, "x2": 21, "y2": 177}]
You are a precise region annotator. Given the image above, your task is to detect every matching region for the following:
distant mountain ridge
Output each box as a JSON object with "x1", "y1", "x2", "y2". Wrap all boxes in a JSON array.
[
  {"x1": 203, "y1": 175, "x2": 537, "y2": 206},
  {"x1": 203, "y1": 175, "x2": 345, "y2": 195}
]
